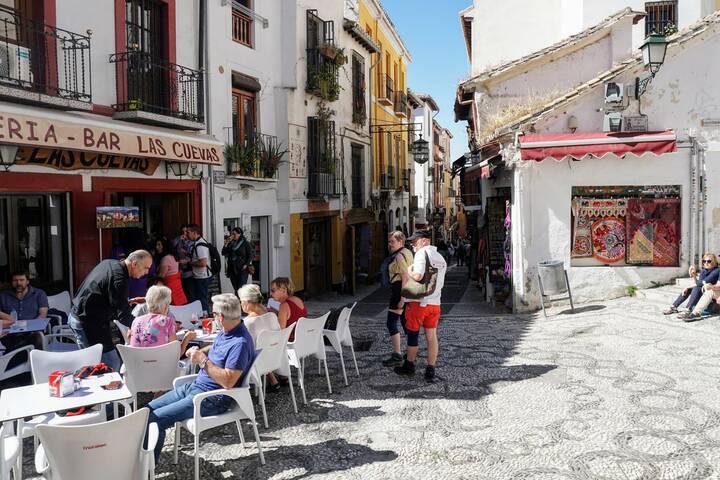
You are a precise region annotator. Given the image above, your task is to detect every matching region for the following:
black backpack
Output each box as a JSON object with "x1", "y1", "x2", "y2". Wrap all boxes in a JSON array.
[{"x1": 193, "y1": 241, "x2": 222, "y2": 276}]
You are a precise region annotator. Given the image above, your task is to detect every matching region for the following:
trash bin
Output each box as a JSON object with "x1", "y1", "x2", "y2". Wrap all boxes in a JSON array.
[{"x1": 538, "y1": 260, "x2": 567, "y2": 295}]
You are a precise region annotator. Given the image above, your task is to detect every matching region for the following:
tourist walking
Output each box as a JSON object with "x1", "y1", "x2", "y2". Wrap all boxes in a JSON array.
[
  {"x1": 381, "y1": 231, "x2": 413, "y2": 367},
  {"x1": 69, "y1": 250, "x2": 152, "y2": 370},
  {"x1": 183, "y1": 224, "x2": 212, "y2": 313},
  {"x1": 456, "y1": 240, "x2": 466, "y2": 266},
  {"x1": 394, "y1": 230, "x2": 447, "y2": 382},
  {"x1": 222, "y1": 227, "x2": 255, "y2": 294}
]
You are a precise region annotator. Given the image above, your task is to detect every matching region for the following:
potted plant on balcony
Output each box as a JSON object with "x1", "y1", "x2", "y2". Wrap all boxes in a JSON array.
[
  {"x1": 224, "y1": 141, "x2": 258, "y2": 177},
  {"x1": 258, "y1": 137, "x2": 288, "y2": 178},
  {"x1": 319, "y1": 42, "x2": 338, "y2": 60},
  {"x1": 333, "y1": 48, "x2": 347, "y2": 67}
]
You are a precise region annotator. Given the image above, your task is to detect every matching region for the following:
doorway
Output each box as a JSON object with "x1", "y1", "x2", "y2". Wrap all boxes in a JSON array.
[
  {"x1": 0, "y1": 193, "x2": 69, "y2": 293},
  {"x1": 303, "y1": 218, "x2": 330, "y2": 297}
]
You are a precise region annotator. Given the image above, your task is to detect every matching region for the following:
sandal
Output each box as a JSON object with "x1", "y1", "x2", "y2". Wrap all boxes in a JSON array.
[{"x1": 663, "y1": 306, "x2": 678, "y2": 315}]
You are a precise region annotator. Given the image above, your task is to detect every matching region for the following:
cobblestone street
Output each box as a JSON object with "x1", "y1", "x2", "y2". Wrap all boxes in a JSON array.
[{"x1": 20, "y1": 270, "x2": 720, "y2": 479}]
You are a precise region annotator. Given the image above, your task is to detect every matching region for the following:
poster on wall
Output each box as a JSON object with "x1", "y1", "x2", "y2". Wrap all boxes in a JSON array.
[
  {"x1": 96, "y1": 207, "x2": 141, "y2": 229},
  {"x1": 626, "y1": 198, "x2": 680, "y2": 266}
]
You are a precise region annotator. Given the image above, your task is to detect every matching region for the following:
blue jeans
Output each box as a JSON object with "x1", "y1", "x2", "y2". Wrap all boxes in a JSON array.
[
  {"x1": 146, "y1": 382, "x2": 232, "y2": 462},
  {"x1": 673, "y1": 285, "x2": 703, "y2": 311},
  {"x1": 68, "y1": 314, "x2": 122, "y2": 372},
  {"x1": 192, "y1": 277, "x2": 212, "y2": 313}
]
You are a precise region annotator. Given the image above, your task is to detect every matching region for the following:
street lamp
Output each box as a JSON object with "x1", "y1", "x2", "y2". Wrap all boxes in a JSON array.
[
  {"x1": 412, "y1": 135, "x2": 429, "y2": 165},
  {"x1": 635, "y1": 33, "x2": 669, "y2": 98},
  {"x1": 0, "y1": 144, "x2": 19, "y2": 171},
  {"x1": 165, "y1": 160, "x2": 190, "y2": 178}
]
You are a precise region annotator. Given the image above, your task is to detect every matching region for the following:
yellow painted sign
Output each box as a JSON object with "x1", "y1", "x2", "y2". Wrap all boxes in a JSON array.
[{"x1": 16, "y1": 147, "x2": 161, "y2": 176}]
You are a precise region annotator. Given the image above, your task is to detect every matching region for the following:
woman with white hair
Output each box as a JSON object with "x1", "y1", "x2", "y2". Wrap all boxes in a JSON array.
[
  {"x1": 129, "y1": 285, "x2": 196, "y2": 349},
  {"x1": 239, "y1": 284, "x2": 280, "y2": 342}
]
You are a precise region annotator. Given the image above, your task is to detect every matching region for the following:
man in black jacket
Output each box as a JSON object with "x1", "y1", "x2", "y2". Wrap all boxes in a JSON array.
[
  {"x1": 221, "y1": 227, "x2": 254, "y2": 295},
  {"x1": 68, "y1": 250, "x2": 152, "y2": 370}
]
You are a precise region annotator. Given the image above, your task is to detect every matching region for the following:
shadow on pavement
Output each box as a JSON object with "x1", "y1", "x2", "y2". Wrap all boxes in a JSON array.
[{"x1": 559, "y1": 305, "x2": 606, "y2": 315}]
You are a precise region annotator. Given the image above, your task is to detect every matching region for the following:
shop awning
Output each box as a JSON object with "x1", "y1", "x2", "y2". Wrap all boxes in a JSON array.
[
  {"x1": 0, "y1": 102, "x2": 224, "y2": 165},
  {"x1": 519, "y1": 131, "x2": 677, "y2": 161}
]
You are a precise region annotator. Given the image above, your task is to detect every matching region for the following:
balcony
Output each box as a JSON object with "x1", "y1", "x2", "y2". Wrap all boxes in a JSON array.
[
  {"x1": 232, "y1": 6, "x2": 253, "y2": 47},
  {"x1": 410, "y1": 195, "x2": 419, "y2": 212},
  {"x1": 0, "y1": 6, "x2": 91, "y2": 110},
  {"x1": 307, "y1": 116, "x2": 341, "y2": 197},
  {"x1": 306, "y1": 47, "x2": 339, "y2": 101},
  {"x1": 110, "y1": 50, "x2": 205, "y2": 130},
  {"x1": 377, "y1": 73, "x2": 393, "y2": 106},
  {"x1": 403, "y1": 168, "x2": 411, "y2": 191},
  {"x1": 381, "y1": 165, "x2": 396, "y2": 190},
  {"x1": 225, "y1": 132, "x2": 282, "y2": 180},
  {"x1": 394, "y1": 90, "x2": 407, "y2": 117}
]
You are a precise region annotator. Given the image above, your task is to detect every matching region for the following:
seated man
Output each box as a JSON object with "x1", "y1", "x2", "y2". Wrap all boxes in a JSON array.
[
  {"x1": 680, "y1": 279, "x2": 720, "y2": 322},
  {"x1": 666, "y1": 254, "x2": 719, "y2": 317},
  {"x1": 145, "y1": 293, "x2": 254, "y2": 462},
  {"x1": 0, "y1": 270, "x2": 47, "y2": 364}
]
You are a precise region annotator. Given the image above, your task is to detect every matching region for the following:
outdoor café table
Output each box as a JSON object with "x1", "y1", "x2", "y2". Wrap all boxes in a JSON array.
[
  {"x1": 0, "y1": 372, "x2": 131, "y2": 480},
  {"x1": 177, "y1": 328, "x2": 217, "y2": 345},
  {"x1": 4, "y1": 318, "x2": 50, "y2": 335}
]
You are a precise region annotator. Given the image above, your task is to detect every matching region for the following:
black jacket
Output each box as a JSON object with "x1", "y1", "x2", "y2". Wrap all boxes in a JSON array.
[
  {"x1": 222, "y1": 238, "x2": 254, "y2": 274},
  {"x1": 71, "y1": 259, "x2": 134, "y2": 352}
]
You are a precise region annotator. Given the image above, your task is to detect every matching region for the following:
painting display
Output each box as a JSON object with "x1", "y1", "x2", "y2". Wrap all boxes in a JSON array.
[{"x1": 96, "y1": 206, "x2": 141, "y2": 229}]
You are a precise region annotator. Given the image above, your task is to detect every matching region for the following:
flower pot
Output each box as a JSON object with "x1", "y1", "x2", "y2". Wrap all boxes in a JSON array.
[{"x1": 319, "y1": 44, "x2": 337, "y2": 59}]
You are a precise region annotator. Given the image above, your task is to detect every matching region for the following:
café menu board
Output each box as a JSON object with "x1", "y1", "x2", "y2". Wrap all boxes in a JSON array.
[{"x1": 486, "y1": 197, "x2": 507, "y2": 269}]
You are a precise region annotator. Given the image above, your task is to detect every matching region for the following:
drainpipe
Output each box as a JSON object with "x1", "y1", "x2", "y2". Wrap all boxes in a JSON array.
[
  {"x1": 699, "y1": 140, "x2": 707, "y2": 257},
  {"x1": 200, "y1": 0, "x2": 216, "y2": 245},
  {"x1": 368, "y1": 54, "x2": 381, "y2": 209},
  {"x1": 688, "y1": 135, "x2": 698, "y2": 269}
]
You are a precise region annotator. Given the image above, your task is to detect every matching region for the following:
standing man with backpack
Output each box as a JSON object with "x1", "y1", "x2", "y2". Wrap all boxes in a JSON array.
[
  {"x1": 395, "y1": 229, "x2": 447, "y2": 382},
  {"x1": 182, "y1": 224, "x2": 220, "y2": 313},
  {"x1": 222, "y1": 227, "x2": 255, "y2": 295}
]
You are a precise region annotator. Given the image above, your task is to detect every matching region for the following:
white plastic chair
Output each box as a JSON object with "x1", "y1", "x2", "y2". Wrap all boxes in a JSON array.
[
  {"x1": 323, "y1": 302, "x2": 360, "y2": 386},
  {"x1": 47, "y1": 291, "x2": 73, "y2": 336},
  {"x1": 173, "y1": 351, "x2": 265, "y2": 480},
  {"x1": 0, "y1": 422, "x2": 20, "y2": 480},
  {"x1": 113, "y1": 320, "x2": 130, "y2": 344},
  {"x1": 169, "y1": 301, "x2": 203, "y2": 330},
  {"x1": 286, "y1": 313, "x2": 332, "y2": 405},
  {"x1": 250, "y1": 325, "x2": 298, "y2": 428},
  {"x1": 24, "y1": 345, "x2": 107, "y2": 447},
  {"x1": 117, "y1": 341, "x2": 182, "y2": 410},
  {"x1": 34, "y1": 407, "x2": 157, "y2": 480},
  {"x1": 0, "y1": 345, "x2": 33, "y2": 382}
]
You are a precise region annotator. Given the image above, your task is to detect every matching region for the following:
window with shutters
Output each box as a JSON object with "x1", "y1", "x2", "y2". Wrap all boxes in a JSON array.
[
  {"x1": 351, "y1": 52, "x2": 366, "y2": 126},
  {"x1": 351, "y1": 144, "x2": 364, "y2": 208},
  {"x1": 307, "y1": 116, "x2": 340, "y2": 197},
  {"x1": 645, "y1": 1, "x2": 677, "y2": 35}
]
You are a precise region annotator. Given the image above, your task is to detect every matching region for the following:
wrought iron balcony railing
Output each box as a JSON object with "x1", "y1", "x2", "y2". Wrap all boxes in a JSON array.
[
  {"x1": 307, "y1": 116, "x2": 341, "y2": 197},
  {"x1": 225, "y1": 131, "x2": 281, "y2": 179},
  {"x1": 306, "y1": 47, "x2": 339, "y2": 100},
  {"x1": 110, "y1": 50, "x2": 204, "y2": 124},
  {"x1": 0, "y1": 5, "x2": 91, "y2": 103},
  {"x1": 394, "y1": 90, "x2": 407, "y2": 117},
  {"x1": 384, "y1": 74, "x2": 394, "y2": 103}
]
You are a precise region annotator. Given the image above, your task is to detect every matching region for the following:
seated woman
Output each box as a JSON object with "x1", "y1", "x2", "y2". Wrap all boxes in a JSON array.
[
  {"x1": 239, "y1": 283, "x2": 282, "y2": 390},
  {"x1": 665, "y1": 253, "x2": 720, "y2": 316},
  {"x1": 239, "y1": 284, "x2": 280, "y2": 343},
  {"x1": 129, "y1": 285, "x2": 195, "y2": 349},
  {"x1": 154, "y1": 237, "x2": 188, "y2": 306},
  {"x1": 269, "y1": 277, "x2": 307, "y2": 342}
]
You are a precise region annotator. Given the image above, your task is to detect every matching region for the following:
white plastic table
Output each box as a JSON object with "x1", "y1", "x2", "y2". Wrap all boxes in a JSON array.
[
  {"x1": 177, "y1": 328, "x2": 217, "y2": 344},
  {"x1": 0, "y1": 372, "x2": 131, "y2": 480},
  {"x1": 4, "y1": 318, "x2": 50, "y2": 335}
]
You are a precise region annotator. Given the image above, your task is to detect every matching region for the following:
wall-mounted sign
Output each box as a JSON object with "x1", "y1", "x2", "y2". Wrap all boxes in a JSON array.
[
  {"x1": 624, "y1": 116, "x2": 648, "y2": 132},
  {"x1": 16, "y1": 147, "x2": 161, "y2": 175},
  {"x1": 213, "y1": 169, "x2": 226, "y2": 184},
  {"x1": 0, "y1": 110, "x2": 223, "y2": 164},
  {"x1": 701, "y1": 119, "x2": 720, "y2": 127},
  {"x1": 96, "y1": 206, "x2": 141, "y2": 229}
]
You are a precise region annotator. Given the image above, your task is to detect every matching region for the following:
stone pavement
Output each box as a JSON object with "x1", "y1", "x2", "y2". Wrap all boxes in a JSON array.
[{"x1": 20, "y1": 269, "x2": 720, "y2": 479}]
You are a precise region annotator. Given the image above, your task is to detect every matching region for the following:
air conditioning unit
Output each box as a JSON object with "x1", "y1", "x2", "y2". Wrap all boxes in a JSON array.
[
  {"x1": 603, "y1": 112, "x2": 623, "y2": 132},
  {"x1": 604, "y1": 82, "x2": 624, "y2": 104},
  {"x1": 0, "y1": 43, "x2": 33, "y2": 85}
]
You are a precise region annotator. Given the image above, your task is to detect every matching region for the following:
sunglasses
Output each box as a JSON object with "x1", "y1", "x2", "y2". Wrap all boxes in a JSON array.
[{"x1": 703, "y1": 260, "x2": 713, "y2": 264}]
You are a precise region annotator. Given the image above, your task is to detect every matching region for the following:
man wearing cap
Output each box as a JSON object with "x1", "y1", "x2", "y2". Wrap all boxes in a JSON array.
[{"x1": 395, "y1": 229, "x2": 447, "y2": 382}]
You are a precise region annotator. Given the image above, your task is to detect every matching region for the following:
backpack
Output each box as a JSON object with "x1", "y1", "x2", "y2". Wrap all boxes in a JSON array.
[
  {"x1": 193, "y1": 241, "x2": 222, "y2": 276},
  {"x1": 401, "y1": 252, "x2": 439, "y2": 299}
]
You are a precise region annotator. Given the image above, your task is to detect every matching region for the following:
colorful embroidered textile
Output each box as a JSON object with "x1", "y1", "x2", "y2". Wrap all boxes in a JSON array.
[
  {"x1": 591, "y1": 218, "x2": 626, "y2": 263},
  {"x1": 571, "y1": 198, "x2": 627, "y2": 258},
  {"x1": 626, "y1": 198, "x2": 680, "y2": 266}
]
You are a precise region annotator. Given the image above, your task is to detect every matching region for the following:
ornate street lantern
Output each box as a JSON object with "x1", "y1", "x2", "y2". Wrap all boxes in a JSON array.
[
  {"x1": 636, "y1": 33, "x2": 668, "y2": 98},
  {"x1": 0, "y1": 144, "x2": 19, "y2": 171},
  {"x1": 412, "y1": 135, "x2": 429, "y2": 165}
]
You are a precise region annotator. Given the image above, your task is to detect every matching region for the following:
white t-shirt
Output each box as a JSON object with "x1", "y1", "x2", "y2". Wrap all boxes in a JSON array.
[
  {"x1": 244, "y1": 312, "x2": 280, "y2": 344},
  {"x1": 407, "y1": 245, "x2": 447, "y2": 306},
  {"x1": 192, "y1": 237, "x2": 211, "y2": 279}
]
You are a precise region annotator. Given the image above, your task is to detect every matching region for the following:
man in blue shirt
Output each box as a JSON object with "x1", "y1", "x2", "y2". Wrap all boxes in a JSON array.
[
  {"x1": 145, "y1": 293, "x2": 255, "y2": 462},
  {"x1": 0, "y1": 270, "x2": 48, "y2": 363}
]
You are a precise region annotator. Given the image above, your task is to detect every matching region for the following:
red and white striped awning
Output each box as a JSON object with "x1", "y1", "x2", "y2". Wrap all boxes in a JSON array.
[{"x1": 519, "y1": 131, "x2": 677, "y2": 161}]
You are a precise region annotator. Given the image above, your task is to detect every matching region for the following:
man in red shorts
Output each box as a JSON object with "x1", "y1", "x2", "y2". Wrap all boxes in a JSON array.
[{"x1": 395, "y1": 230, "x2": 447, "y2": 382}]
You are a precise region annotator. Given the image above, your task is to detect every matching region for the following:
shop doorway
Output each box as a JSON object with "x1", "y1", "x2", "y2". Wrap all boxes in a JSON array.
[
  {"x1": 0, "y1": 193, "x2": 70, "y2": 294},
  {"x1": 303, "y1": 218, "x2": 330, "y2": 297},
  {"x1": 108, "y1": 192, "x2": 192, "y2": 257}
]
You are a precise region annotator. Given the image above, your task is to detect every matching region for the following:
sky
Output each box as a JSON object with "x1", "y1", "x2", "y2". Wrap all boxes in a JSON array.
[{"x1": 382, "y1": 0, "x2": 472, "y2": 160}]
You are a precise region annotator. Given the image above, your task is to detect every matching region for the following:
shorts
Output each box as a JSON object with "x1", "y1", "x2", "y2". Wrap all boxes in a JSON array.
[
  {"x1": 404, "y1": 302, "x2": 441, "y2": 331},
  {"x1": 389, "y1": 281, "x2": 403, "y2": 310}
]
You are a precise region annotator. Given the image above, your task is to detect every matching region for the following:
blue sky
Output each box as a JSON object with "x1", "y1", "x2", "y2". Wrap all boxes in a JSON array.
[{"x1": 382, "y1": 0, "x2": 472, "y2": 160}]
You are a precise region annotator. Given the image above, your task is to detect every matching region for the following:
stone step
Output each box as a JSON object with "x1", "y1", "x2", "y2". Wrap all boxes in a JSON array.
[{"x1": 636, "y1": 284, "x2": 683, "y2": 304}]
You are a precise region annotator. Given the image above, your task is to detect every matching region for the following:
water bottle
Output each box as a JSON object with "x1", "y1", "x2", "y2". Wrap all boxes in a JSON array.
[{"x1": 10, "y1": 310, "x2": 17, "y2": 331}]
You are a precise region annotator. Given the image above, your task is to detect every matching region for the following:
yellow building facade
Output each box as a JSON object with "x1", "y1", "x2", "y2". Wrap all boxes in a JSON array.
[{"x1": 360, "y1": 0, "x2": 413, "y2": 216}]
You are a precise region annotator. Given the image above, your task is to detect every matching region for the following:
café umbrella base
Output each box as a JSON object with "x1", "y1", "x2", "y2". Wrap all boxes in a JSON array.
[{"x1": 537, "y1": 261, "x2": 575, "y2": 317}]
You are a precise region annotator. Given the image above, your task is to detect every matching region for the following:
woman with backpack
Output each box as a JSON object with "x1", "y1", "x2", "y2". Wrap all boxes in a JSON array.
[
  {"x1": 222, "y1": 227, "x2": 255, "y2": 295},
  {"x1": 381, "y1": 231, "x2": 413, "y2": 368}
]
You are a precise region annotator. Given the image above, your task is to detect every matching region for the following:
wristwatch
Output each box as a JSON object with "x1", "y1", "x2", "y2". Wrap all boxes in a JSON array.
[{"x1": 199, "y1": 356, "x2": 209, "y2": 370}]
